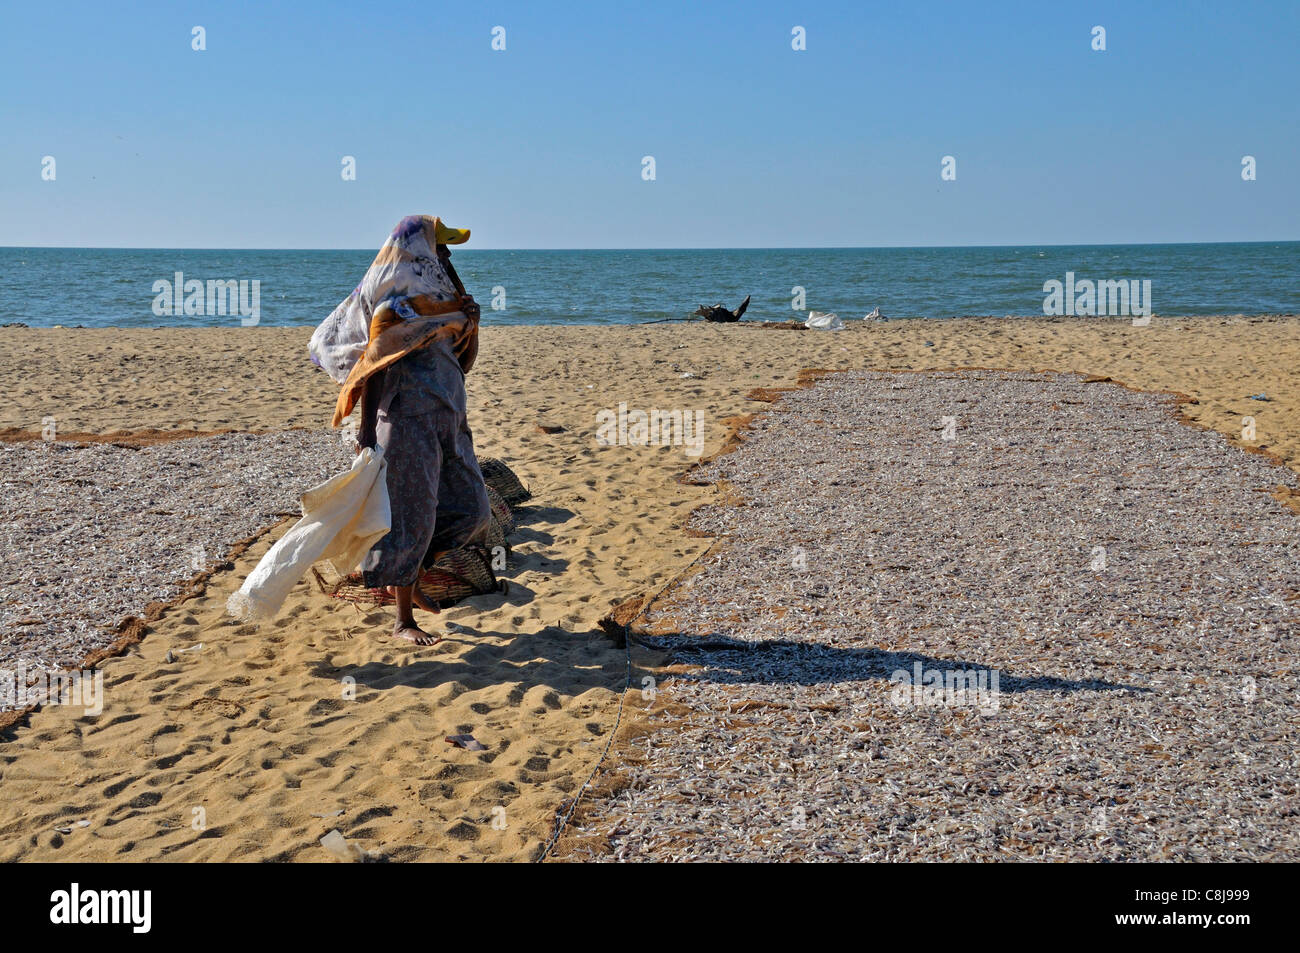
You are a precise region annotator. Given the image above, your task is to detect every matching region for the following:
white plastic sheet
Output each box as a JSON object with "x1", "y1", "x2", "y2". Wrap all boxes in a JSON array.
[
  {"x1": 226, "y1": 447, "x2": 391, "y2": 622},
  {"x1": 805, "y1": 311, "x2": 844, "y2": 331}
]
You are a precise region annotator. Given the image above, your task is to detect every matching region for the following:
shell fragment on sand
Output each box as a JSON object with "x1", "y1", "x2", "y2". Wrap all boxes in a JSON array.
[
  {"x1": 319, "y1": 829, "x2": 380, "y2": 862},
  {"x1": 445, "y1": 733, "x2": 487, "y2": 751}
]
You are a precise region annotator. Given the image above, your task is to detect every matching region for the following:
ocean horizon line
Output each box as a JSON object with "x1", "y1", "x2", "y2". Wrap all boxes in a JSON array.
[{"x1": 3, "y1": 239, "x2": 1298, "y2": 254}]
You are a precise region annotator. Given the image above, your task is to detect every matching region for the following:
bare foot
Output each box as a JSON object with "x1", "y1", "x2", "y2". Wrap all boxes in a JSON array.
[{"x1": 392, "y1": 623, "x2": 442, "y2": 646}]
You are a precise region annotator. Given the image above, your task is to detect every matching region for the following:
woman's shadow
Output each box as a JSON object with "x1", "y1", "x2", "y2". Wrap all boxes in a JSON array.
[{"x1": 309, "y1": 625, "x2": 1143, "y2": 700}]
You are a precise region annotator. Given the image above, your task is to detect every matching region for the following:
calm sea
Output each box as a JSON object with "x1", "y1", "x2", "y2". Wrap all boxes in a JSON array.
[{"x1": 0, "y1": 243, "x2": 1296, "y2": 329}]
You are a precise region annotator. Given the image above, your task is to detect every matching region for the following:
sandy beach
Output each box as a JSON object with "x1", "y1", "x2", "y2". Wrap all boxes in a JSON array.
[{"x1": 2, "y1": 314, "x2": 1299, "y2": 861}]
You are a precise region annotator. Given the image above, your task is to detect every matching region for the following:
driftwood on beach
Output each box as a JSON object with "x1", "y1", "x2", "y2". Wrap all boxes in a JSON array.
[
  {"x1": 639, "y1": 294, "x2": 754, "y2": 325},
  {"x1": 694, "y1": 294, "x2": 751, "y2": 323}
]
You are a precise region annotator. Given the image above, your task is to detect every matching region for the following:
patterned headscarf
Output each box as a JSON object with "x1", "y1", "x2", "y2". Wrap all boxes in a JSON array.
[{"x1": 310, "y1": 215, "x2": 470, "y2": 384}]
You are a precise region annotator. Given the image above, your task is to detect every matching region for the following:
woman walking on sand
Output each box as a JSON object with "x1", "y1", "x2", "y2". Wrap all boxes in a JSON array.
[{"x1": 309, "y1": 215, "x2": 492, "y2": 644}]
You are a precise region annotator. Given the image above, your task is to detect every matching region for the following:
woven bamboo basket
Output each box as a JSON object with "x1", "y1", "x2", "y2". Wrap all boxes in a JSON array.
[
  {"x1": 480, "y1": 457, "x2": 531, "y2": 506},
  {"x1": 483, "y1": 485, "x2": 515, "y2": 554},
  {"x1": 313, "y1": 544, "x2": 507, "y2": 610}
]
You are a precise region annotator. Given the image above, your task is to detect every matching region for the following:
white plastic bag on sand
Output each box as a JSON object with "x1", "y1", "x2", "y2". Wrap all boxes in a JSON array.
[
  {"x1": 863, "y1": 307, "x2": 884, "y2": 321},
  {"x1": 805, "y1": 311, "x2": 844, "y2": 331},
  {"x1": 320, "y1": 829, "x2": 379, "y2": 862},
  {"x1": 226, "y1": 446, "x2": 391, "y2": 622}
]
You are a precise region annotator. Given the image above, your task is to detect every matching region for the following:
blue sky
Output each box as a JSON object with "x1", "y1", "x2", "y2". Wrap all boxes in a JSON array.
[{"x1": 2, "y1": 0, "x2": 1297, "y2": 248}]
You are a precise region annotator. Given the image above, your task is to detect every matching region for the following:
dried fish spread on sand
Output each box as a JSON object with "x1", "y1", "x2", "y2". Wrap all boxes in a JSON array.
[
  {"x1": 0, "y1": 431, "x2": 352, "y2": 681},
  {"x1": 560, "y1": 370, "x2": 1300, "y2": 862}
]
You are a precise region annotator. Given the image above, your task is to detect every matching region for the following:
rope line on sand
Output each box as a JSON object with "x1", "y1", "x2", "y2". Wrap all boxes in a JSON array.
[{"x1": 535, "y1": 539, "x2": 720, "y2": 862}]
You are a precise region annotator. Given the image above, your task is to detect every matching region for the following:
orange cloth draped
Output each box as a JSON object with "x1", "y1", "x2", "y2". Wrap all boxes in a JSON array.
[{"x1": 331, "y1": 293, "x2": 478, "y2": 427}]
